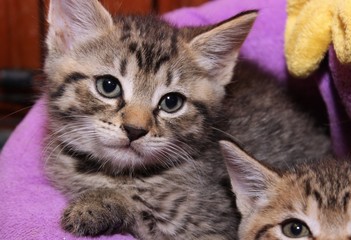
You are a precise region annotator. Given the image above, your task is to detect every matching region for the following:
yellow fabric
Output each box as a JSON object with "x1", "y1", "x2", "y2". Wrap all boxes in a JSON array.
[{"x1": 285, "y1": 0, "x2": 351, "y2": 78}]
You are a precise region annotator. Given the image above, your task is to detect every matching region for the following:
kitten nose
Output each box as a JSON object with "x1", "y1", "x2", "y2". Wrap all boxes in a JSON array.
[{"x1": 122, "y1": 124, "x2": 148, "y2": 142}]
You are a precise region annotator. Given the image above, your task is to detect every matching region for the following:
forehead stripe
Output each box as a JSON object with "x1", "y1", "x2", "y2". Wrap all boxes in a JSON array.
[
  {"x1": 313, "y1": 190, "x2": 323, "y2": 208},
  {"x1": 129, "y1": 42, "x2": 137, "y2": 53},
  {"x1": 120, "y1": 58, "x2": 128, "y2": 77},
  {"x1": 136, "y1": 49, "x2": 143, "y2": 69},
  {"x1": 154, "y1": 54, "x2": 170, "y2": 74},
  {"x1": 166, "y1": 70, "x2": 173, "y2": 87},
  {"x1": 171, "y1": 29, "x2": 178, "y2": 55},
  {"x1": 120, "y1": 22, "x2": 132, "y2": 41},
  {"x1": 343, "y1": 192, "x2": 350, "y2": 212}
]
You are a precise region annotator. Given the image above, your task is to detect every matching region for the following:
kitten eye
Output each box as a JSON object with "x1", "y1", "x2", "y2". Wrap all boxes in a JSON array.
[
  {"x1": 281, "y1": 219, "x2": 310, "y2": 238},
  {"x1": 159, "y1": 93, "x2": 185, "y2": 113},
  {"x1": 96, "y1": 75, "x2": 122, "y2": 98}
]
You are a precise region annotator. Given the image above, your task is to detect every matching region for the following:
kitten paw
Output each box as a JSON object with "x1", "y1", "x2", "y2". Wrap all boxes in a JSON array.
[{"x1": 61, "y1": 189, "x2": 131, "y2": 236}]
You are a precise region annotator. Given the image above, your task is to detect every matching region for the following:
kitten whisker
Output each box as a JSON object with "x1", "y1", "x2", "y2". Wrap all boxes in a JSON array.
[
  {"x1": 43, "y1": 126, "x2": 96, "y2": 158},
  {"x1": 0, "y1": 105, "x2": 34, "y2": 121}
]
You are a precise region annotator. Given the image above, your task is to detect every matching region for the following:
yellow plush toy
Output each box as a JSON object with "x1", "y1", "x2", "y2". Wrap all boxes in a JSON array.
[{"x1": 285, "y1": 0, "x2": 351, "y2": 78}]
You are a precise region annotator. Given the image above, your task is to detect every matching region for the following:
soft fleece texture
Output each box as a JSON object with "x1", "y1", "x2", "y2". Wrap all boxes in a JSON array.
[
  {"x1": 285, "y1": 0, "x2": 351, "y2": 77},
  {"x1": 1, "y1": 0, "x2": 351, "y2": 239}
]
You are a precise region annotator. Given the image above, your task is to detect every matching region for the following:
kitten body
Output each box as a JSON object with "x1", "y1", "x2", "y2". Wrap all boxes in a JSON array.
[
  {"x1": 44, "y1": 0, "x2": 252, "y2": 238},
  {"x1": 221, "y1": 141, "x2": 351, "y2": 240},
  {"x1": 44, "y1": 0, "x2": 330, "y2": 239},
  {"x1": 219, "y1": 61, "x2": 330, "y2": 169}
]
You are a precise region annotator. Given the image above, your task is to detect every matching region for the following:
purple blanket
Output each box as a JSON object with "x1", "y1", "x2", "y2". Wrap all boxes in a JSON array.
[{"x1": 1, "y1": 0, "x2": 350, "y2": 239}]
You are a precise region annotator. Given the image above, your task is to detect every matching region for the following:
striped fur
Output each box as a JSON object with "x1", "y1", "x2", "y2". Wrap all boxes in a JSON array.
[
  {"x1": 44, "y1": 0, "x2": 331, "y2": 239},
  {"x1": 221, "y1": 141, "x2": 350, "y2": 240},
  {"x1": 44, "y1": 0, "x2": 256, "y2": 239}
]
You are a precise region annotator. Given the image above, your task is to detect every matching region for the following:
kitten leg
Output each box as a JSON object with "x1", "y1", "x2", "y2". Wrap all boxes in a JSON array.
[{"x1": 61, "y1": 188, "x2": 135, "y2": 236}]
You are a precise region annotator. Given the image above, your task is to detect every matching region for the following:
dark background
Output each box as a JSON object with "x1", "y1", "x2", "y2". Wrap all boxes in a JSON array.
[{"x1": 0, "y1": 0, "x2": 208, "y2": 149}]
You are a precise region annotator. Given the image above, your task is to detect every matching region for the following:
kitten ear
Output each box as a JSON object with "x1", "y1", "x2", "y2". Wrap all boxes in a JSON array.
[
  {"x1": 219, "y1": 140, "x2": 279, "y2": 216},
  {"x1": 47, "y1": 0, "x2": 113, "y2": 53},
  {"x1": 189, "y1": 11, "x2": 257, "y2": 86}
]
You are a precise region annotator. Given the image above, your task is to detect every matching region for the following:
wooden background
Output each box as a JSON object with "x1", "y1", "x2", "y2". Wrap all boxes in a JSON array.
[{"x1": 0, "y1": 0, "x2": 208, "y2": 146}]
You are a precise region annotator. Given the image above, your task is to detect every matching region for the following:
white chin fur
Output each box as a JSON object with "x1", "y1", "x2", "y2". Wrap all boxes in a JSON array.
[
  {"x1": 55, "y1": 120, "x2": 174, "y2": 170},
  {"x1": 92, "y1": 138, "x2": 171, "y2": 170}
]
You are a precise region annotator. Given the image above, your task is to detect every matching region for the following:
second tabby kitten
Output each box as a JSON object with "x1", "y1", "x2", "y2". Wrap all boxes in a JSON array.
[{"x1": 221, "y1": 140, "x2": 349, "y2": 239}]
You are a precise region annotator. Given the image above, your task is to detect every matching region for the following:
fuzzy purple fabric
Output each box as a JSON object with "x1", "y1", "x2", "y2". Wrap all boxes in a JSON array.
[
  {"x1": 326, "y1": 47, "x2": 351, "y2": 156},
  {"x1": 1, "y1": 0, "x2": 350, "y2": 239}
]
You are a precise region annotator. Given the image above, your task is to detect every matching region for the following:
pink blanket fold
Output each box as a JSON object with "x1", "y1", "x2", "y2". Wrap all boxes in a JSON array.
[{"x1": 1, "y1": 0, "x2": 350, "y2": 239}]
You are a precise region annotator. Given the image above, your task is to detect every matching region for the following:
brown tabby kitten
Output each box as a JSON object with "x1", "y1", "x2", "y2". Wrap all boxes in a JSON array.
[
  {"x1": 221, "y1": 140, "x2": 350, "y2": 240},
  {"x1": 44, "y1": 0, "x2": 255, "y2": 239},
  {"x1": 43, "y1": 0, "x2": 330, "y2": 239}
]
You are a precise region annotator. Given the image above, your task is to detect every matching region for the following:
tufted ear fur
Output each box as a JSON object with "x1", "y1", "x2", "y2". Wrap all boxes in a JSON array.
[
  {"x1": 189, "y1": 11, "x2": 257, "y2": 86},
  {"x1": 47, "y1": 0, "x2": 113, "y2": 54},
  {"x1": 219, "y1": 140, "x2": 280, "y2": 216}
]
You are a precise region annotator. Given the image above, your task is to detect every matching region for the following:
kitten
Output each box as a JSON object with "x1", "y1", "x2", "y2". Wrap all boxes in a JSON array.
[
  {"x1": 44, "y1": 0, "x2": 255, "y2": 239},
  {"x1": 221, "y1": 140, "x2": 349, "y2": 240},
  {"x1": 43, "y1": 0, "x2": 331, "y2": 239}
]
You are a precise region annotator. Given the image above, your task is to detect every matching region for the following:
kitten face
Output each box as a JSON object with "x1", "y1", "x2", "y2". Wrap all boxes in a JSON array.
[
  {"x1": 45, "y1": 0, "x2": 257, "y2": 171},
  {"x1": 220, "y1": 141, "x2": 351, "y2": 240},
  {"x1": 46, "y1": 25, "x2": 212, "y2": 169}
]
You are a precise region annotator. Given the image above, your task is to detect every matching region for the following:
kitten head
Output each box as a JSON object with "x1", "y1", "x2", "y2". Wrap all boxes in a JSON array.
[
  {"x1": 44, "y1": 0, "x2": 256, "y2": 171},
  {"x1": 220, "y1": 140, "x2": 351, "y2": 240}
]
